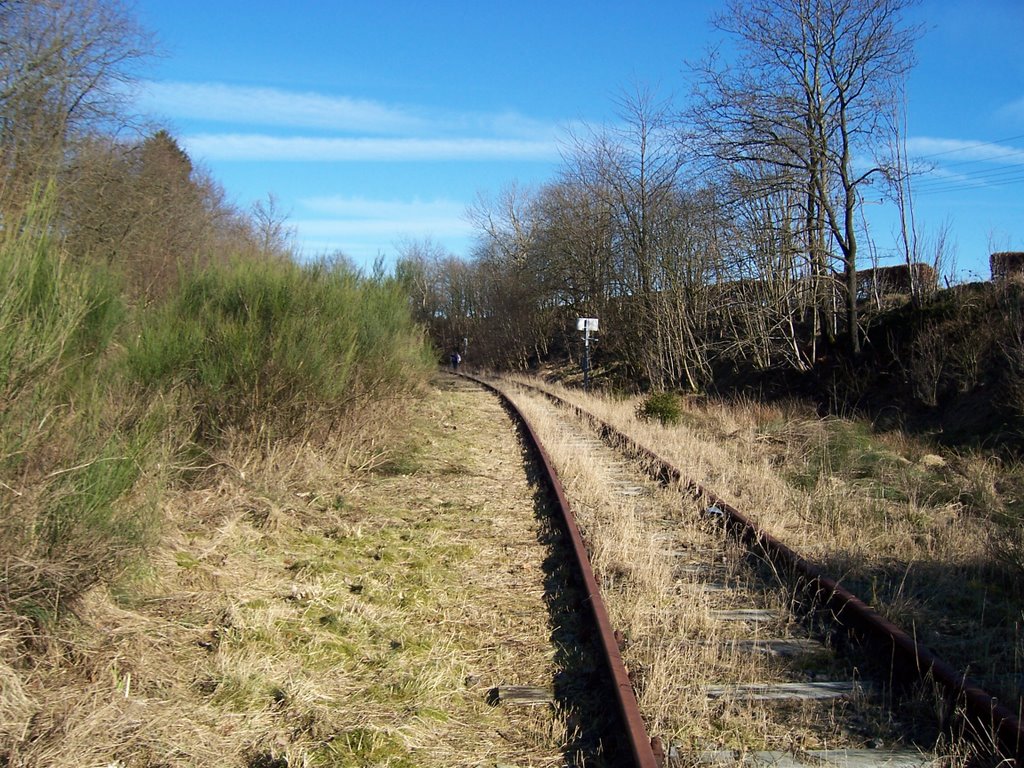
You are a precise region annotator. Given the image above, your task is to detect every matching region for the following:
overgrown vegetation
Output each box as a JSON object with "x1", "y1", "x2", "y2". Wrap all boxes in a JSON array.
[
  {"x1": 128, "y1": 258, "x2": 431, "y2": 440},
  {"x1": 513, "y1": 374, "x2": 1024, "y2": 757},
  {"x1": 0, "y1": 0, "x2": 435, "y2": 648},
  {"x1": 2, "y1": 371, "x2": 569, "y2": 766},
  {"x1": 0, "y1": 194, "x2": 161, "y2": 622},
  {"x1": 4, "y1": 0, "x2": 1022, "y2": 763},
  {"x1": 0, "y1": 5, "x2": 447, "y2": 763},
  {"x1": 0, "y1": 199, "x2": 433, "y2": 632}
]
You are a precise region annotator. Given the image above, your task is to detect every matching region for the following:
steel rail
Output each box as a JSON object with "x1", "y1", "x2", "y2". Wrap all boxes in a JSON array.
[
  {"x1": 521, "y1": 380, "x2": 1024, "y2": 766},
  {"x1": 457, "y1": 372, "x2": 661, "y2": 768}
]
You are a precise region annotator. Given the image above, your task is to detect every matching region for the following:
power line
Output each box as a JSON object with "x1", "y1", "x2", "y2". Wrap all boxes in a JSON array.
[
  {"x1": 909, "y1": 145, "x2": 1024, "y2": 195},
  {"x1": 924, "y1": 147, "x2": 1024, "y2": 171},
  {"x1": 911, "y1": 133, "x2": 1024, "y2": 161},
  {"x1": 913, "y1": 171, "x2": 1024, "y2": 196},
  {"x1": 915, "y1": 164, "x2": 1024, "y2": 191}
]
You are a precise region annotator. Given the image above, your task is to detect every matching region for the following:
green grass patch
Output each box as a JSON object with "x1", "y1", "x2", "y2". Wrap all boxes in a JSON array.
[
  {"x1": 373, "y1": 454, "x2": 423, "y2": 477},
  {"x1": 781, "y1": 418, "x2": 910, "y2": 493},
  {"x1": 312, "y1": 729, "x2": 416, "y2": 767},
  {"x1": 206, "y1": 672, "x2": 280, "y2": 712}
]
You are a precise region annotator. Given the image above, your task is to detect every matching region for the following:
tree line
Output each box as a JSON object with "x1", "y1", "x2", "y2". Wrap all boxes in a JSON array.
[
  {"x1": 398, "y1": 0, "x2": 937, "y2": 390},
  {"x1": 1, "y1": 0, "x2": 295, "y2": 299}
]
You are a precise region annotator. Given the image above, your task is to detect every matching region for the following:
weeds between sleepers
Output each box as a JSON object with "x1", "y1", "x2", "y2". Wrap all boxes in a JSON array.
[{"x1": 503, "y1": 376, "x2": 1024, "y2": 765}]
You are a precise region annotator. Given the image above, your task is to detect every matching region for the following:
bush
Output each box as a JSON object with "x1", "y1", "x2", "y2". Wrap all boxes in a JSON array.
[
  {"x1": 0, "y1": 199, "x2": 121, "y2": 414},
  {"x1": 128, "y1": 257, "x2": 433, "y2": 440},
  {"x1": 637, "y1": 391, "x2": 683, "y2": 426}
]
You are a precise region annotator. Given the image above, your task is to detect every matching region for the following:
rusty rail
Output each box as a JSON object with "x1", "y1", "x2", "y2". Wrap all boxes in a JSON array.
[
  {"x1": 523, "y1": 380, "x2": 1024, "y2": 766},
  {"x1": 459, "y1": 372, "x2": 661, "y2": 768}
]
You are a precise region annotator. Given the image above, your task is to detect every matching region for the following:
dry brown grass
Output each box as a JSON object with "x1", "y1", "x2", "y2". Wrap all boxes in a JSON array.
[
  {"x1": 501, "y1": 374, "x2": 1020, "y2": 760},
  {"x1": 1, "y1": 380, "x2": 576, "y2": 766},
  {"x1": 518, "y1": 372, "x2": 1010, "y2": 565},
  {"x1": 495, "y1": 379, "x2": 887, "y2": 756},
  {"x1": 6, "y1": 370, "x2": 1016, "y2": 764}
]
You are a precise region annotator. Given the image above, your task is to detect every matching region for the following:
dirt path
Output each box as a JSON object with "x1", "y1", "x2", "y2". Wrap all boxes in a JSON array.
[{"x1": 6, "y1": 376, "x2": 574, "y2": 767}]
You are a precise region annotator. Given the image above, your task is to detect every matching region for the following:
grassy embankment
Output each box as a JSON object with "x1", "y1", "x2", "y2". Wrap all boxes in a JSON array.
[{"x1": 0, "y1": 198, "x2": 437, "y2": 763}]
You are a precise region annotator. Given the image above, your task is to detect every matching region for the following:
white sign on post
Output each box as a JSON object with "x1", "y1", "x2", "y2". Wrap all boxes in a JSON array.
[{"x1": 577, "y1": 317, "x2": 599, "y2": 391}]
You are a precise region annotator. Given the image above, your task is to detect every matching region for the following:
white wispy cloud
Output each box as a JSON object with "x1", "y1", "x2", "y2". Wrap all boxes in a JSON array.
[
  {"x1": 138, "y1": 80, "x2": 570, "y2": 163},
  {"x1": 182, "y1": 133, "x2": 560, "y2": 162},
  {"x1": 291, "y1": 196, "x2": 475, "y2": 261},
  {"x1": 137, "y1": 80, "x2": 567, "y2": 142},
  {"x1": 137, "y1": 81, "x2": 429, "y2": 134},
  {"x1": 462, "y1": 109, "x2": 569, "y2": 141},
  {"x1": 134, "y1": 81, "x2": 566, "y2": 260}
]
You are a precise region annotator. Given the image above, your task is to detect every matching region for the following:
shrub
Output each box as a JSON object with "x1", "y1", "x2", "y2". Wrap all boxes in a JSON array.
[
  {"x1": 637, "y1": 391, "x2": 683, "y2": 426},
  {"x1": 128, "y1": 257, "x2": 433, "y2": 440},
  {"x1": 0, "y1": 198, "x2": 121, "y2": 416}
]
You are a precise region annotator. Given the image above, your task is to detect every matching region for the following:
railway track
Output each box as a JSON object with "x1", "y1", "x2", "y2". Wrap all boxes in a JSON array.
[{"x1": 460, "y1": 371, "x2": 1023, "y2": 768}]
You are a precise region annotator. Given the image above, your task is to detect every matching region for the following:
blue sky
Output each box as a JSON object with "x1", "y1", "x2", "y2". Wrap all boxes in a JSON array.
[{"x1": 131, "y1": 1, "x2": 1023, "y2": 281}]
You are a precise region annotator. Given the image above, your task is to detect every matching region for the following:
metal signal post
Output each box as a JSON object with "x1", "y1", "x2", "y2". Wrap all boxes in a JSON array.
[{"x1": 576, "y1": 318, "x2": 599, "y2": 392}]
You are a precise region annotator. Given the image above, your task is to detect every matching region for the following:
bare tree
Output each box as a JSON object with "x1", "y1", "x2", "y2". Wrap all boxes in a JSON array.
[
  {"x1": 579, "y1": 87, "x2": 686, "y2": 299},
  {"x1": 460, "y1": 88, "x2": 725, "y2": 387},
  {"x1": 716, "y1": 166, "x2": 817, "y2": 371},
  {"x1": 530, "y1": 178, "x2": 617, "y2": 361},
  {"x1": 395, "y1": 237, "x2": 452, "y2": 326},
  {"x1": 883, "y1": 85, "x2": 951, "y2": 304},
  {"x1": 0, "y1": 0, "x2": 151, "y2": 209},
  {"x1": 467, "y1": 182, "x2": 538, "y2": 268},
  {"x1": 692, "y1": 0, "x2": 921, "y2": 356},
  {"x1": 580, "y1": 88, "x2": 721, "y2": 389},
  {"x1": 251, "y1": 193, "x2": 295, "y2": 259},
  {"x1": 466, "y1": 184, "x2": 570, "y2": 368}
]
